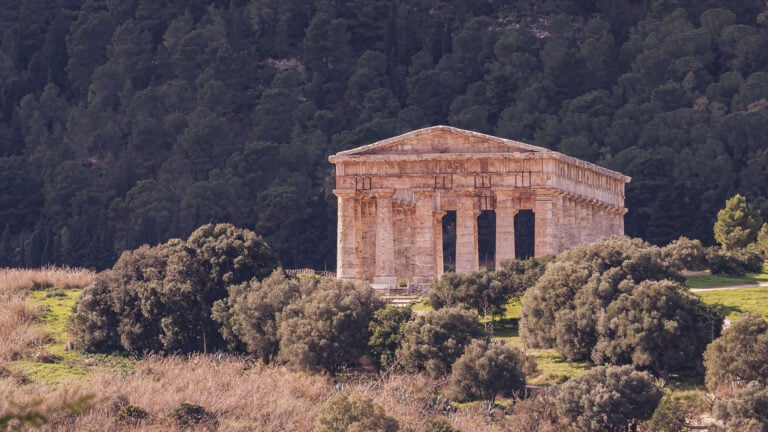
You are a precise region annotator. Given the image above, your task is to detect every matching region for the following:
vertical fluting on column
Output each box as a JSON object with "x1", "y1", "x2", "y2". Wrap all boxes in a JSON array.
[
  {"x1": 534, "y1": 194, "x2": 555, "y2": 256},
  {"x1": 413, "y1": 190, "x2": 436, "y2": 284},
  {"x1": 360, "y1": 198, "x2": 376, "y2": 280},
  {"x1": 584, "y1": 204, "x2": 594, "y2": 243},
  {"x1": 552, "y1": 194, "x2": 565, "y2": 254},
  {"x1": 335, "y1": 191, "x2": 358, "y2": 279},
  {"x1": 374, "y1": 190, "x2": 396, "y2": 285},
  {"x1": 577, "y1": 200, "x2": 588, "y2": 244},
  {"x1": 495, "y1": 191, "x2": 516, "y2": 265},
  {"x1": 434, "y1": 212, "x2": 445, "y2": 278},
  {"x1": 456, "y1": 194, "x2": 479, "y2": 273},
  {"x1": 565, "y1": 197, "x2": 577, "y2": 249}
]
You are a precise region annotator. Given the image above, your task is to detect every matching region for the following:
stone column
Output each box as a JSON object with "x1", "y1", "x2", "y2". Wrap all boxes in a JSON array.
[
  {"x1": 413, "y1": 190, "x2": 436, "y2": 284},
  {"x1": 335, "y1": 190, "x2": 358, "y2": 279},
  {"x1": 584, "y1": 204, "x2": 594, "y2": 243},
  {"x1": 565, "y1": 197, "x2": 576, "y2": 249},
  {"x1": 374, "y1": 190, "x2": 396, "y2": 286},
  {"x1": 534, "y1": 194, "x2": 556, "y2": 256},
  {"x1": 495, "y1": 191, "x2": 516, "y2": 264},
  {"x1": 434, "y1": 212, "x2": 445, "y2": 277},
  {"x1": 456, "y1": 194, "x2": 479, "y2": 273}
]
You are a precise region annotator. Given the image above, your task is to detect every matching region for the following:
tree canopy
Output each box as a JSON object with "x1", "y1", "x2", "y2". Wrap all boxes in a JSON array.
[{"x1": 1, "y1": 1, "x2": 768, "y2": 270}]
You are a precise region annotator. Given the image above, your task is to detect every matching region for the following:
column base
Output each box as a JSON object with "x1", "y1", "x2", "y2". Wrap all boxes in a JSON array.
[{"x1": 371, "y1": 276, "x2": 397, "y2": 290}]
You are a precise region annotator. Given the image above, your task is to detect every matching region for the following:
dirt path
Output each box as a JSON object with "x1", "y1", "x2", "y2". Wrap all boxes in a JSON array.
[{"x1": 689, "y1": 283, "x2": 768, "y2": 292}]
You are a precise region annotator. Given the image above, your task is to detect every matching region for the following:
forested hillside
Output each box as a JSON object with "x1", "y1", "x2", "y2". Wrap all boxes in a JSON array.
[{"x1": 0, "y1": 0, "x2": 767, "y2": 270}]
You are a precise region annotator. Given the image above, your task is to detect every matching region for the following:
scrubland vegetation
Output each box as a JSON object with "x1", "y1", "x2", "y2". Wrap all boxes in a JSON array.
[{"x1": 4, "y1": 196, "x2": 768, "y2": 431}]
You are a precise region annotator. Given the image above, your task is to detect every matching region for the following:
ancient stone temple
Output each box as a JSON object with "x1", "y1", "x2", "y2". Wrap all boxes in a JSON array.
[{"x1": 329, "y1": 126, "x2": 630, "y2": 288}]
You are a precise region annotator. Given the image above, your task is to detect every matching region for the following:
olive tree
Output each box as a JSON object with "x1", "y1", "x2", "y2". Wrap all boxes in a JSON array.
[
  {"x1": 397, "y1": 307, "x2": 482, "y2": 377},
  {"x1": 368, "y1": 305, "x2": 412, "y2": 369},
  {"x1": 277, "y1": 279, "x2": 385, "y2": 374},
  {"x1": 70, "y1": 224, "x2": 279, "y2": 354},
  {"x1": 449, "y1": 339, "x2": 528, "y2": 403},
  {"x1": 314, "y1": 393, "x2": 399, "y2": 432},
  {"x1": 555, "y1": 365, "x2": 663, "y2": 432},
  {"x1": 211, "y1": 269, "x2": 304, "y2": 363},
  {"x1": 520, "y1": 236, "x2": 720, "y2": 376},
  {"x1": 704, "y1": 313, "x2": 768, "y2": 394}
]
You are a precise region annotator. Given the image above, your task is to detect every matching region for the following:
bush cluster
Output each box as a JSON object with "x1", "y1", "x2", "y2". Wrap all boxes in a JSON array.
[{"x1": 520, "y1": 236, "x2": 722, "y2": 377}]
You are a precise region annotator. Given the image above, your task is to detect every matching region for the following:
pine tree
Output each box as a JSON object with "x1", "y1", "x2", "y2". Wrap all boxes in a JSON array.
[{"x1": 714, "y1": 194, "x2": 764, "y2": 251}]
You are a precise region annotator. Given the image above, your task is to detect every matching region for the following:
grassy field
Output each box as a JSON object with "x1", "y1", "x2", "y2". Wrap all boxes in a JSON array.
[
  {"x1": 696, "y1": 286, "x2": 768, "y2": 319},
  {"x1": 685, "y1": 264, "x2": 768, "y2": 289}
]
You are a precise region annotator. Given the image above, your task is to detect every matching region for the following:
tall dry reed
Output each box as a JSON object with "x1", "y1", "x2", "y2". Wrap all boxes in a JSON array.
[{"x1": 0, "y1": 266, "x2": 95, "y2": 298}]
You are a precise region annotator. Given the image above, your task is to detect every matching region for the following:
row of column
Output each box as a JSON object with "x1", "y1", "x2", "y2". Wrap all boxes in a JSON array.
[{"x1": 337, "y1": 190, "x2": 625, "y2": 284}]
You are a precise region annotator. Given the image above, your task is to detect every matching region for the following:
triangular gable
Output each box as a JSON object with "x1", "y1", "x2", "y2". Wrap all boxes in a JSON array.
[{"x1": 333, "y1": 125, "x2": 546, "y2": 157}]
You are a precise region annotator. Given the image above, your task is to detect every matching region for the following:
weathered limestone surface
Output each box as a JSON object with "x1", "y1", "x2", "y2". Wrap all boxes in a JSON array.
[{"x1": 330, "y1": 126, "x2": 631, "y2": 288}]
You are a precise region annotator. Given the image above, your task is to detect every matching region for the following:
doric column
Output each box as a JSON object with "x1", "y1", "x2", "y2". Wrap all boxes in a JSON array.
[
  {"x1": 495, "y1": 191, "x2": 516, "y2": 264},
  {"x1": 374, "y1": 190, "x2": 396, "y2": 286},
  {"x1": 434, "y1": 212, "x2": 445, "y2": 277},
  {"x1": 456, "y1": 194, "x2": 479, "y2": 273},
  {"x1": 584, "y1": 204, "x2": 594, "y2": 243},
  {"x1": 577, "y1": 200, "x2": 588, "y2": 244},
  {"x1": 552, "y1": 194, "x2": 565, "y2": 254},
  {"x1": 335, "y1": 190, "x2": 358, "y2": 279},
  {"x1": 534, "y1": 194, "x2": 556, "y2": 256},
  {"x1": 563, "y1": 197, "x2": 578, "y2": 249},
  {"x1": 413, "y1": 189, "x2": 436, "y2": 284}
]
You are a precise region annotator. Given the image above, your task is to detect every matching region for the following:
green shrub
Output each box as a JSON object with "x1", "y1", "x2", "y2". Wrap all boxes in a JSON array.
[
  {"x1": 708, "y1": 247, "x2": 764, "y2": 276},
  {"x1": 212, "y1": 269, "x2": 304, "y2": 363},
  {"x1": 314, "y1": 393, "x2": 399, "y2": 432},
  {"x1": 116, "y1": 405, "x2": 149, "y2": 424},
  {"x1": 368, "y1": 305, "x2": 412, "y2": 369},
  {"x1": 397, "y1": 307, "x2": 481, "y2": 377},
  {"x1": 277, "y1": 278, "x2": 384, "y2": 374},
  {"x1": 662, "y1": 236, "x2": 708, "y2": 271},
  {"x1": 449, "y1": 339, "x2": 528, "y2": 403},
  {"x1": 713, "y1": 381, "x2": 768, "y2": 431},
  {"x1": 424, "y1": 417, "x2": 459, "y2": 432},
  {"x1": 170, "y1": 402, "x2": 214, "y2": 427},
  {"x1": 705, "y1": 313, "x2": 768, "y2": 394},
  {"x1": 521, "y1": 236, "x2": 718, "y2": 376},
  {"x1": 555, "y1": 365, "x2": 662, "y2": 432},
  {"x1": 70, "y1": 223, "x2": 279, "y2": 354}
]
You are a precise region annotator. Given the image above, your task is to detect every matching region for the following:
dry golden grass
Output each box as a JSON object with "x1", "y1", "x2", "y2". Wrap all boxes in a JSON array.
[
  {"x1": 0, "y1": 298, "x2": 51, "y2": 363},
  {"x1": 0, "y1": 266, "x2": 95, "y2": 298},
  {"x1": 0, "y1": 267, "x2": 93, "y2": 366},
  {"x1": 0, "y1": 354, "x2": 541, "y2": 432}
]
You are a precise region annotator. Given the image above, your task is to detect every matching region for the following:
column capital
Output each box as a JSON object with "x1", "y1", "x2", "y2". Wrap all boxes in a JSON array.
[
  {"x1": 333, "y1": 189, "x2": 357, "y2": 198},
  {"x1": 370, "y1": 188, "x2": 395, "y2": 198}
]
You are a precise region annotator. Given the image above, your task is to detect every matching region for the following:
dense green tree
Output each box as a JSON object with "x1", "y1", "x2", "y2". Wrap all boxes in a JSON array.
[
  {"x1": 521, "y1": 237, "x2": 720, "y2": 375},
  {"x1": 2, "y1": 1, "x2": 768, "y2": 272},
  {"x1": 704, "y1": 313, "x2": 768, "y2": 394},
  {"x1": 449, "y1": 340, "x2": 528, "y2": 403},
  {"x1": 211, "y1": 269, "x2": 302, "y2": 362},
  {"x1": 555, "y1": 365, "x2": 663, "y2": 432},
  {"x1": 277, "y1": 278, "x2": 384, "y2": 374},
  {"x1": 70, "y1": 224, "x2": 279, "y2": 354},
  {"x1": 368, "y1": 305, "x2": 412, "y2": 370},
  {"x1": 756, "y1": 223, "x2": 768, "y2": 258},
  {"x1": 314, "y1": 393, "x2": 399, "y2": 432},
  {"x1": 662, "y1": 236, "x2": 709, "y2": 271},
  {"x1": 713, "y1": 381, "x2": 768, "y2": 432},
  {"x1": 714, "y1": 194, "x2": 764, "y2": 250},
  {"x1": 397, "y1": 307, "x2": 481, "y2": 377}
]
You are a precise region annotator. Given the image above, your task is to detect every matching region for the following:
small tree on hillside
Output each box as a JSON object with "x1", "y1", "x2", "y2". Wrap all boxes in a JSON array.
[
  {"x1": 757, "y1": 223, "x2": 768, "y2": 258},
  {"x1": 314, "y1": 393, "x2": 399, "y2": 432},
  {"x1": 662, "y1": 236, "x2": 708, "y2": 271},
  {"x1": 368, "y1": 305, "x2": 412, "y2": 369},
  {"x1": 555, "y1": 365, "x2": 663, "y2": 432},
  {"x1": 449, "y1": 339, "x2": 529, "y2": 403},
  {"x1": 713, "y1": 381, "x2": 768, "y2": 431},
  {"x1": 704, "y1": 313, "x2": 768, "y2": 394},
  {"x1": 714, "y1": 194, "x2": 764, "y2": 251},
  {"x1": 397, "y1": 307, "x2": 482, "y2": 377}
]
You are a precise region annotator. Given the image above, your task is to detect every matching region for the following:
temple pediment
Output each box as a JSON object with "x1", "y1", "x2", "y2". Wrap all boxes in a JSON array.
[{"x1": 330, "y1": 126, "x2": 545, "y2": 159}]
